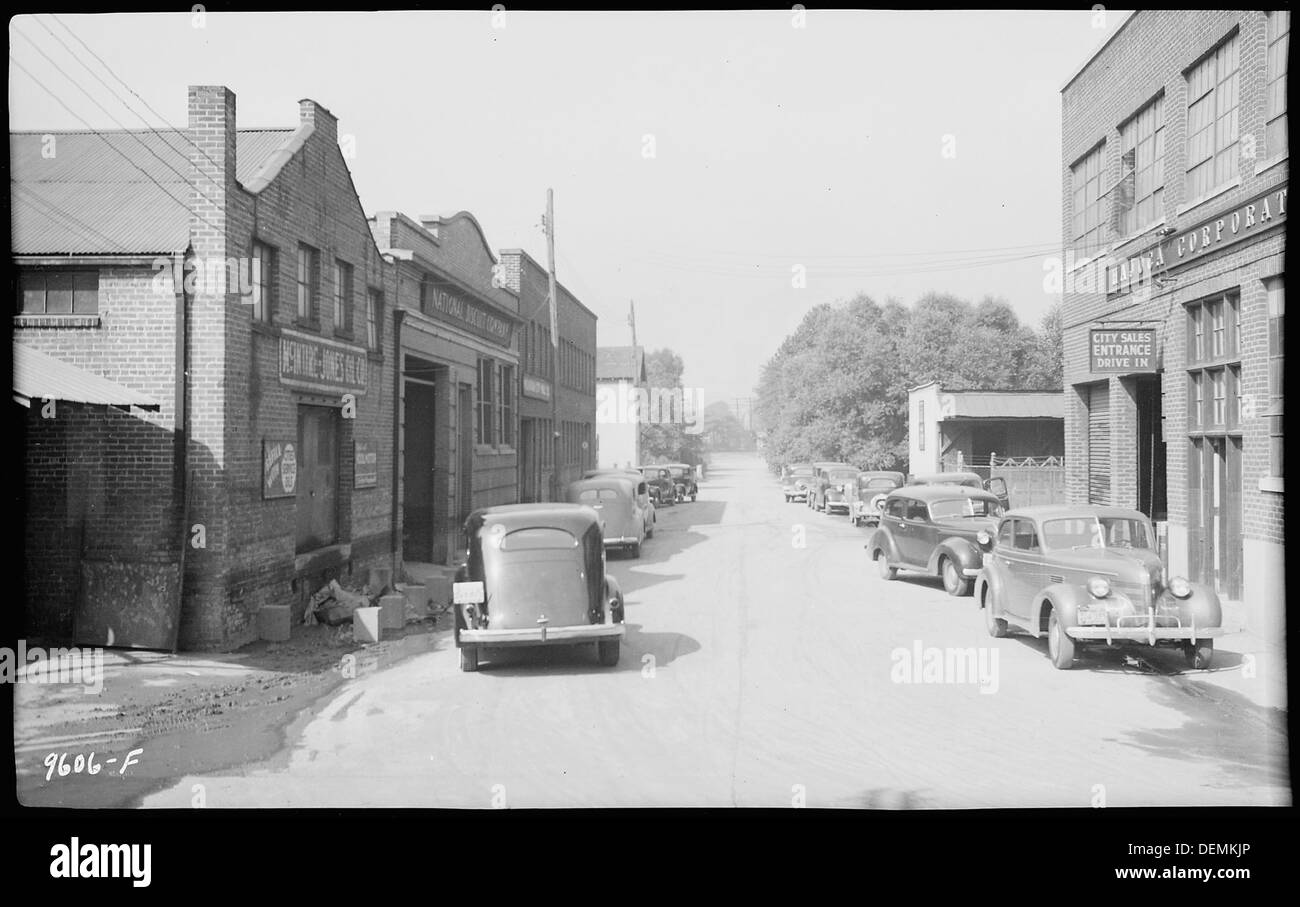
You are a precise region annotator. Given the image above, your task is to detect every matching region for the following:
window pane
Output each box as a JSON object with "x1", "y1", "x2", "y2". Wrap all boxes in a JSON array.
[
  {"x1": 46, "y1": 272, "x2": 73, "y2": 314},
  {"x1": 72, "y1": 271, "x2": 98, "y2": 314},
  {"x1": 20, "y1": 272, "x2": 45, "y2": 314}
]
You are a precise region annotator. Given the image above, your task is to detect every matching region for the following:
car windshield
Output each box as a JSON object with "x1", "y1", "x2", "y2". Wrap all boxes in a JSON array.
[
  {"x1": 577, "y1": 488, "x2": 623, "y2": 505},
  {"x1": 667, "y1": 467, "x2": 687, "y2": 477},
  {"x1": 929, "y1": 498, "x2": 1002, "y2": 520},
  {"x1": 1041, "y1": 516, "x2": 1155, "y2": 550}
]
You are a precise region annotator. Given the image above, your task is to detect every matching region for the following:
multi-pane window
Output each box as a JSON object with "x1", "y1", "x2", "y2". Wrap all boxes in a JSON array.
[
  {"x1": 333, "y1": 260, "x2": 353, "y2": 337},
  {"x1": 18, "y1": 270, "x2": 98, "y2": 315},
  {"x1": 365, "y1": 288, "x2": 382, "y2": 351},
  {"x1": 1266, "y1": 11, "x2": 1290, "y2": 158},
  {"x1": 1186, "y1": 33, "x2": 1240, "y2": 200},
  {"x1": 1266, "y1": 277, "x2": 1284, "y2": 477},
  {"x1": 1071, "y1": 143, "x2": 1106, "y2": 258},
  {"x1": 251, "y1": 241, "x2": 275, "y2": 323},
  {"x1": 1117, "y1": 95, "x2": 1165, "y2": 236},
  {"x1": 419, "y1": 278, "x2": 432, "y2": 316},
  {"x1": 498, "y1": 364, "x2": 515, "y2": 447},
  {"x1": 1187, "y1": 292, "x2": 1241, "y2": 435},
  {"x1": 297, "y1": 244, "x2": 319, "y2": 326},
  {"x1": 477, "y1": 358, "x2": 495, "y2": 445}
]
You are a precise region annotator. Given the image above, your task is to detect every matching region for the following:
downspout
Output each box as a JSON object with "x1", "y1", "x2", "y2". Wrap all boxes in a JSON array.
[
  {"x1": 391, "y1": 302, "x2": 405, "y2": 583},
  {"x1": 173, "y1": 247, "x2": 193, "y2": 652}
]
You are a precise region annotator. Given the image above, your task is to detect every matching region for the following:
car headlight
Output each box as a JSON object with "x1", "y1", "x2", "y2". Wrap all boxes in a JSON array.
[
  {"x1": 1168, "y1": 576, "x2": 1192, "y2": 599},
  {"x1": 1086, "y1": 576, "x2": 1111, "y2": 599},
  {"x1": 976, "y1": 529, "x2": 991, "y2": 546}
]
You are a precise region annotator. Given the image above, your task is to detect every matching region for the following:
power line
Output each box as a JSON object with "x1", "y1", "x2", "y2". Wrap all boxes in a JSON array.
[{"x1": 11, "y1": 182, "x2": 128, "y2": 252}]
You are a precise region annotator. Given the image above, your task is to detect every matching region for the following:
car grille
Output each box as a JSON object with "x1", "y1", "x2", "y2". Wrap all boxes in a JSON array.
[{"x1": 1111, "y1": 580, "x2": 1152, "y2": 611}]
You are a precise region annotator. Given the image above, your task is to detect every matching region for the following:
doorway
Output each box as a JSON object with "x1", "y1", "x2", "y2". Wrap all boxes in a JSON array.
[
  {"x1": 402, "y1": 378, "x2": 437, "y2": 561},
  {"x1": 1188, "y1": 435, "x2": 1242, "y2": 599},
  {"x1": 1135, "y1": 376, "x2": 1167, "y2": 521},
  {"x1": 296, "y1": 405, "x2": 339, "y2": 553}
]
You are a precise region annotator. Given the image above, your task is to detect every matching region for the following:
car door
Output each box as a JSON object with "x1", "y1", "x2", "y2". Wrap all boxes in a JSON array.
[
  {"x1": 880, "y1": 497, "x2": 909, "y2": 562},
  {"x1": 907, "y1": 499, "x2": 940, "y2": 566},
  {"x1": 1004, "y1": 518, "x2": 1046, "y2": 618},
  {"x1": 984, "y1": 476, "x2": 1010, "y2": 510}
]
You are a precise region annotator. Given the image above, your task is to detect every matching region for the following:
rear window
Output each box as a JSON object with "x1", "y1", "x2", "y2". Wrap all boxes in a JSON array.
[
  {"x1": 864, "y1": 478, "x2": 898, "y2": 490},
  {"x1": 929, "y1": 497, "x2": 1002, "y2": 520},
  {"x1": 577, "y1": 488, "x2": 622, "y2": 505},
  {"x1": 499, "y1": 527, "x2": 579, "y2": 551},
  {"x1": 828, "y1": 470, "x2": 857, "y2": 482}
]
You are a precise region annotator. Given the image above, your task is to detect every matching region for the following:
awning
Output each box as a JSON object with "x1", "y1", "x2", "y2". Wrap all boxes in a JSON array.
[{"x1": 12, "y1": 344, "x2": 162, "y2": 410}]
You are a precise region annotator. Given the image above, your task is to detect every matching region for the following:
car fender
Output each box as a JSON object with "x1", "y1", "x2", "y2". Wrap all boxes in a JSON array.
[
  {"x1": 1160, "y1": 583, "x2": 1223, "y2": 629},
  {"x1": 928, "y1": 537, "x2": 982, "y2": 576},
  {"x1": 604, "y1": 574, "x2": 625, "y2": 623},
  {"x1": 1030, "y1": 583, "x2": 1093, "y2": 639},
  {"x1": 866, "y1": 527, "x2": 899, "y2": 563}
]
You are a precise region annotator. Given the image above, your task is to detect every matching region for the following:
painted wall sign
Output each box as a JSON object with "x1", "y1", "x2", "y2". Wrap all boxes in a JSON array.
[
  {"x1": 424, "y1": 279, "x2": 514, "y2": 347},
  {"x1": 522, "y1": 375, "x2": 552, "y2": 401},
  {"x1": 1090, "y1": 328, "x2": 1157, "y2": 373},
  {"x1": 279, "y1": 328, "x2": 368, "y2": 395},
  {"x1": 354, "y1": 438, "x2": 378, "y2": 489},
  {"x1": 264, "y1": 439, "x2": 298, "y2": 499},
  {"x1": 1107, "y1": 182, "x2": 1287, "y2": 296}
]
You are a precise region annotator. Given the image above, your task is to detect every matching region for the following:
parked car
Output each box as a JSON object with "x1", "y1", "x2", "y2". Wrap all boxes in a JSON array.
[
  {"x1": 661, "y1": 463, "x2": 699, "y2": 502},
  {"x1": 811, "y1": 466, "x2": 861, "y2": 513},
  {"x1": 635, "y1": 465, "x2": 676, "y2": 506},
  {"x1": 907, "y1": 471, "x2": 1010, "y2": 509},
  {"x1": 806, "y1": 462, "x2": 852, "y2": 508},
  {"x1": 566, "y1": 475, "x2": 651, "y2": 557},
  {"x1": 867, "y1": 485, "x2": 1005, "y2": 596},
  {"x1": 453, "y1": 503, "x2": 625, "y2": 672},
  {"x1": 782, "y1": 463, "x2": 815, "y2": 502},
  {"x1": 847, "y1": 471, "x2": 906, "y2": 526},
  {"x1": 975, "y1": 505, "x2": 1223, "y2": 670}
]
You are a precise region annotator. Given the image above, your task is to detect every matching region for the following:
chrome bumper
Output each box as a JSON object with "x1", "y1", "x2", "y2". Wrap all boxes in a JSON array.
[
  {"x1": 603, "y1": 536, "x2": 637, "y2": 547},
  {"x1": 460, "y1": 624, "x2": 625, "y2": 646}
]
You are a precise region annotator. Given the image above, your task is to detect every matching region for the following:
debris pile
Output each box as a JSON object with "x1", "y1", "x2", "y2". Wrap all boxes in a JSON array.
[{"x1": 304, "y1": 579, "x2": 378, "y2": 627}]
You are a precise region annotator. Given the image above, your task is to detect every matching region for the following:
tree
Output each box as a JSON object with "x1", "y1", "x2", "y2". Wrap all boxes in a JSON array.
[{"x1": 640, "y1": 348, "x2": 705, "y2": 464}]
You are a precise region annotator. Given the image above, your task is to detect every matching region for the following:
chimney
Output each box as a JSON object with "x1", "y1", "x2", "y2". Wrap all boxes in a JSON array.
[
  {"x1": 187, "y1": 85, "x2": 237, "y2": 263},
  {"x1": 299, "y1": 98, "x2": 338, "y2": 144}
]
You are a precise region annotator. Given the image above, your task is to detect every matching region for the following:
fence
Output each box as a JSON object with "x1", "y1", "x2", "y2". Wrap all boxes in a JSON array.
[{"x1": 988, "y1": 455, "x2": 1065, "y2": 509}]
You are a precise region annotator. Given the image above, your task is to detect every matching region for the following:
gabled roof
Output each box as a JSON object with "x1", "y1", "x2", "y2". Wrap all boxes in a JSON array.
[
  {"x1": 10, "y1": 128, "x2": 292, "y2": 255},
  {"x1": 597, "y1": 345, "x2": 645, "y2": 383},
  {"x1": 13, "y1": 344, "x2": 161, "y2": 409}
]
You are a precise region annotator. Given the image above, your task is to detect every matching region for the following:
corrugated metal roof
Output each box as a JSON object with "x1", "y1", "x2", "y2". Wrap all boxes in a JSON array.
[
  {"x1": 13, "y1": 344, "x2": 161, "y2": 409},
  {"x1": 597, "y1": 345, "x2": 645, "y2": 382},
  {"x1": 946, "y1": 392, "x2": 1064, "y2": 420},
  {"x1": 10, "y1": 129, "x2": 293, "y2": 255}
]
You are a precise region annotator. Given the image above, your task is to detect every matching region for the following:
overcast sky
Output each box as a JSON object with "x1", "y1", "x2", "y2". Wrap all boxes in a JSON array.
[{"x1": 9, "y1": 10, "x2": 1129, "y2": 406}]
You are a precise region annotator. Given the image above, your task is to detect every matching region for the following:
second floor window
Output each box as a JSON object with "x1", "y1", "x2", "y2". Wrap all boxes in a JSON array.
[
  {"x1": 1117, "y1": 95, "x2": 1165, "y2": 236},
  {"x1": 1185, "y1": 33, "x2": 1240, "y2": 200},
  {"x1": 1266, "y1": 11, "x2": 1290, "y2": 158},
  {"x1": 1071, "y1": 143, "x2": 1106, "y2": 259},
  {"x1": 251, "y1": 241, "x2": 275, "y2": 323},
  {"x1": 333, "y1": 260, "x2": 353, "y2": 337},
  {"x1": 365, "y1": 288, "x2": 382, "y2": 351},
  {"x1": 297, "y1": 244, "x2": 319, "y2": 326}
]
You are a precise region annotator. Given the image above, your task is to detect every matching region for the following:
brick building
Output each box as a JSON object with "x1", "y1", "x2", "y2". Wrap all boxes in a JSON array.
[
  {"x1": 13, "y1": 86, "x2": 397, "y2": 650},
  {"x1": 368, "y1": 211, "x2": 522, "y2": 566},
  {"x1": 1060, "y1": 10, "x2": 1287, "y2": 639},
  {"x1": 498, "y1": 248, "x2": 597, "y2": 502}
]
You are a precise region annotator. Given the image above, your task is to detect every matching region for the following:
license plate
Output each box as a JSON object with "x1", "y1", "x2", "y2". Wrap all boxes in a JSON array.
[
  {"x1": 453, "y1": 581, "x2": 485, "y2": 604},
  {"x1": 1076, "y1": 606, "x2": 1107, "y2": 626}
]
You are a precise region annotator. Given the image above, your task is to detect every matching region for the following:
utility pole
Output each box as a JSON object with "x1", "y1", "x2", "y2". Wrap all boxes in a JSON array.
[
  {"x1": 629, "y1": 299, "x2": 638, "y2": 350},
  {"x1": 545, "y1": 189, "x2": 561, "y2": 503}
]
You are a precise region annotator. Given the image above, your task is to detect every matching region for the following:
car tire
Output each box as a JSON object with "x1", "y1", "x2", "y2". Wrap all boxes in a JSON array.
[
  {"x1": 984, "y1": 588, "x2": 1008, "y2": 638},
  {"x1": 460, "y1": 646, "x2": 479, "y2": 672},
  {"x1": 941, "y1": 557, "x2": 972, "y2": 597},
  {"x1": 1184, "y1": 640, "x2": 1214, "y2": 670},
  {"x1": 598, "y1": 639, "x2": 620, "y2": 667},
  {"x1": 691, "y1": 493, "x2": 697, "y2": 502},
  {"x1": 1047, "y1": 610, "x2": 1076, "y2": 670},
  {"x1": 876, "y1": 550, "x2": 897, "y2": 580},
  {"x1": 785, "y1": 495, "x2": 791, "y2": 503}
]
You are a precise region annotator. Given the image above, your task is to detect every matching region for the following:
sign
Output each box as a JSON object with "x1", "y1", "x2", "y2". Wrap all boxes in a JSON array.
[
  {"x1": 263, "y1": 439, "x2": 297, "y2": 499},
  {"x1": 1090, "y1": 328, "x2": 1156, "y2": 374},
  {"x1": 354, "y1": 438, "x2": 378, "y2": 489},
  {"x1": 279, "y1": 328, "x2": 368, "y2": 395},
  {"x1": 522, "y1": 375, "x2": 552, "y2": 401},
  {"x1": 1107, "y1": 182, "x2": 1287, "y2": 296},
  {"x1": 424, "y1": 279, "x2": 514, "y2": 347}
]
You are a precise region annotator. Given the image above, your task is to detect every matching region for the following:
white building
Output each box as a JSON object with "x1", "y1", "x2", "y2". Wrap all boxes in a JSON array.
[{"x1": 595, "y1": 345, "x2": 646, "y2": 469}]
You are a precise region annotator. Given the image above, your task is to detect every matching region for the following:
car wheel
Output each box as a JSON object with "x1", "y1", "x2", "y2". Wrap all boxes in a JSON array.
[
  {"x1": 598, "y1": 639, "x2": 620, "y2": 667},
  {"x1": 876, "y1": 550, "x2": 897, "y2": 580},
  {"x1": 459, "y1": 646, "x2": 479, "y2": 672},
  {"x1": 1047, "y1": 610, "x2": 1076, "y2": 670},
  {"x1": 1184, "y1": 640, "x2": 1214, "y2": 670},
  {"x1": 983, "y1": 587, "x2": 1008, "y2": 638},
  {"x1": 941, "y1": 557, "x2": 972, "y2": 597},
  {"x1": 785, "y1": 495, "x2": 791, "y2": 503}
]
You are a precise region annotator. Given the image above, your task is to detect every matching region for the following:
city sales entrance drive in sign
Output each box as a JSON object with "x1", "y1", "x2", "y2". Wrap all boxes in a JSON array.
[{"x1": 1090, "y1": 327, "x2": 1156, "y2": 373}]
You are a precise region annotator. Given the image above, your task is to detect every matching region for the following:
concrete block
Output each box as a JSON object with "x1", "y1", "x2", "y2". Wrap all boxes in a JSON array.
[
  {"x1": 378, "y1": 593, "x2": 405, "y2": 632},
  {"x1": 353, "y1": 607, "x2": 380, "y2": 643},
  {"x1": 257, "y1": 605, "x2": 291, "y2": 642},
  {"x1": 395, "y1": 583, "x2": 429, "y2": 620}
]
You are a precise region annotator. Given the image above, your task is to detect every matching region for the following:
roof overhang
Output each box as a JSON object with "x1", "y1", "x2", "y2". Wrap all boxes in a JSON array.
[{"x1": 13, "y1": 345, "x2": 162, "y2": 411}]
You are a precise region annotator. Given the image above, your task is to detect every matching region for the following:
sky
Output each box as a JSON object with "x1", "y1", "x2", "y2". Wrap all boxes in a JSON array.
[{"x1": 9, "y1": 9, "x2": 1130, "y2": 407}]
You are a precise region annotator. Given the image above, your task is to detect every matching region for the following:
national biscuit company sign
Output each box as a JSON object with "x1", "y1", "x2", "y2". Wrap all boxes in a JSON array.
[
  {"x1": 1090, "y1": 328, "x2": 1156, "y2": 374},
  {"x1": 279, "y1": 329, "x2": 369, "y2": 395},
  {"x1": 425, "y1": 280, "x2": 514, "y2": 347}
]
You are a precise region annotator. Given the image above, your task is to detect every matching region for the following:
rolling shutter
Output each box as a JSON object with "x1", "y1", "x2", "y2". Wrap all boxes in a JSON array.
[{"x1": 1087, "y1": 382, "x2": 1110, "y2": 504}]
